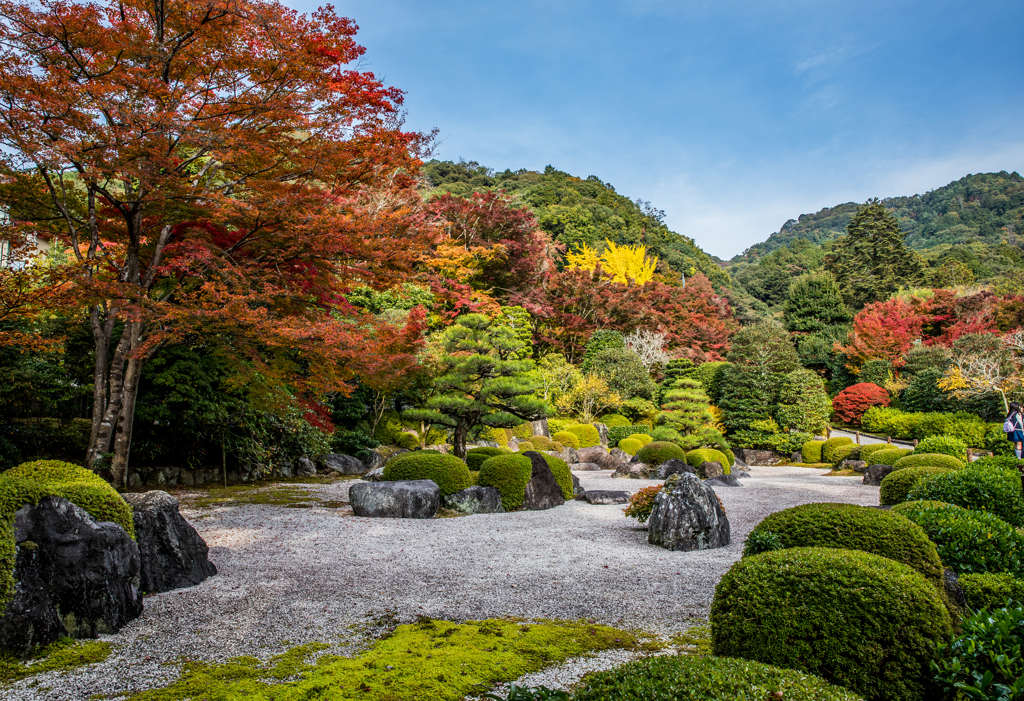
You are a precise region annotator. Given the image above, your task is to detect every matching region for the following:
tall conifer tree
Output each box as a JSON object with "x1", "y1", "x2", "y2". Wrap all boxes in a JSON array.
[{"x1": 783, "y1": 272, "x2": 853, "y2": 334}]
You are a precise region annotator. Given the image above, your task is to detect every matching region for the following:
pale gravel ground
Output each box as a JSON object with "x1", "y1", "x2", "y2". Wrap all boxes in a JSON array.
[{"x1": 4, "y1": 465, "x2": 879, "y2": 701}]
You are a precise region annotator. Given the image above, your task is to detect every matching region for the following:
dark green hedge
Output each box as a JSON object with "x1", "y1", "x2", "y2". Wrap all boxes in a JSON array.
[
  {"x1": 744, "y1": 503, "x2": 943, "y2": 583},
  {"x1": 711, "y1": 547, "x2": 952, "y2": 701},
  {"x1": 572, "y1": 654, "x2": 863, "y2": 701},
  {"x1": 892, "y1": 453, "x2": 964, "y2": 471},
  {"x1": 466, "y1": 447, "x2": 507, "y2": 471},
  {"x1": 879, "y1": 466, "x2": 952, "y2": 505},
  {"x1": 477, "y1": 454, "x2": 533, "y2": 511},
  {"x1": 958, "y1": 572, "x2": 1024, "y2": 611},
  {"x1": 382, "y1": 452, "x2": 472, "y2": 496},
  {"x1": 906, "y1": 462, "x2": 1024, "y2": 526}
]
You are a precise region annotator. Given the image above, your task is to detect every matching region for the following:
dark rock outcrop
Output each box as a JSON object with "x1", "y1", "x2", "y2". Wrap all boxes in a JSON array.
[
  {"x1": 441, "y1": 486, "x2": 504, "y2": 514},
  {"x1": 609, "y1": 447, "x2": 631, "y2": 464},
  {"x1": 943, "y1": 568, "x2": 966, "y2": 610},
  {"x1": 840, "y1": 459, "x2": 868, "y2": 473},
  {"x1": 522, "y1": 452, "x2": 565, "y2": 511},
  {"x1": 647, "y1": 473, "x2": 731, "y2": 552},
  {"x1": 1, "y1": 497, "x2": 143, "y2": 656},
  {"x1": 349, "y1": 480, "x2": 440, "y2": 518},
  {"x1": 863, "y1": 464, "x2": 894, "y2": 486},
  {"x1": 655, "y1": 458, "x2": 694, "y2": 480},
  {"x1": 296, "y1": 456, "x2": 317, "y2": 477},
  {"x1": 123, "y1": 491, "x2": 216, "y2": 594},
  {"x1": 611, "y1": 462, "x2": 653, "y2": 479},
  {"x1": 578, "y1": 490, "x2": 630, "y2": 505},
  {"x1": 319, "y1": 454, "x2": 368, "y2": 475},
  {"x1": 696, "y1": 460, "x2": 724, "y2": 480},
  {"x1": 363, "y1": 467, "x2": 385, "y2": 482},
  {"x1": 733, "y1": 449, "x2": 782, "y2": 466},
  {"x1": 572, "y1": 473, "x2": 585, "y2": 498}
]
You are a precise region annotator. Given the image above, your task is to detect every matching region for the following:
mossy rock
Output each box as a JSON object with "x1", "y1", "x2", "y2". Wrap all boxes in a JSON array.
[
  {"x1": 893, "y1": 453, "x2": 964, "y2": 471},
  {"x1": 636, "y1": 441, "x2": 686, "y2": 466},
  {"x1": 745, "y1": 502, "x2": 943, "y2": 583},
  {"x1": 617, "y1": 438, "x2": 643, "y2": 456},
  {"x1": 869, "y1": 447, "x2": 914, "y2": 466},
  {"x1": 801, "y1": 440, "x2": 825, "y2": 463},
  {"x1": 477, "y1": 455, "x2": 534, "y2": 511},
  {"x1": 712, "y1": 547, "x2": 952, "y2": 701},
  {"x1": 0, "y1": 460, "x2": 135, "y2": 613},
  {"x1": 382, "y1": 453, "x2": 472, "y2": 496},
  {"x1": 466, "y1": 447, "x2": 507, "y2": 471},
  {"x1": 536, "y1": 453, "x2": 574, "y2": 500},
  {"x1": 626, "y1": 433, "x2": 653, "y2": 447},
  {"x1": 552, "y1": 431, "x2": 580, "y2": 450},
  {"x1": 821, "y1": 437, "x2": 853, "y2": 463},
  {"x1": 880, "y1": 466, "x2": 953, "y2": 505},
  {"x1": 685, "y1": 448, "x2": 731, "y2": 474},
  {"x1": 565, "y1": 424, "x2": 601, "y2": 448}
]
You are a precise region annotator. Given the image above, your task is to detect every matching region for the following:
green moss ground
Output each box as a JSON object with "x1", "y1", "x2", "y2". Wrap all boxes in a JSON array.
[
  {"x1": 180, "y1": 477, "x2": 352, "y2": 509},
  {"x1": 123, "y1": 618, "x2": 653, "y2": 701},
  {"x1": 0, "y1": 638, "x2": 112, "y2": 685}
]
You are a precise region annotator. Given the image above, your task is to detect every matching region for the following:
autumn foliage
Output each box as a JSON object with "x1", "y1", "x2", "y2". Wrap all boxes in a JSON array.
[{"x1": 832, "y1": 383, "x2": 891, "y2": 425}]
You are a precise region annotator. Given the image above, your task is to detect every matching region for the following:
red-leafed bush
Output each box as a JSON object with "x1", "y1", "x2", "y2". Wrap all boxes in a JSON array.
[{"x1": 832, "y1": 383, "x2": 891, "y2": 425}]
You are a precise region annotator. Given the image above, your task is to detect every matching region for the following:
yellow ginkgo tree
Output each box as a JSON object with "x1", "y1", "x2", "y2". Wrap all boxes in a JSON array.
[{"x1": 566, "y1": 240, "x2": 657, "y2": 286}]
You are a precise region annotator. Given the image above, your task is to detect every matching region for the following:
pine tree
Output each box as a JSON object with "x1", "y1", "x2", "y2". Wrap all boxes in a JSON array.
[
  {"x1": 783, "y1": 272, "x2": 853, "y2": 334},
  {"x1": 826, "y1": 199, "x2": 924, "y2": 308},
  {"x1": 658, "y1": 378, "x2": 713, "y2": 434}
]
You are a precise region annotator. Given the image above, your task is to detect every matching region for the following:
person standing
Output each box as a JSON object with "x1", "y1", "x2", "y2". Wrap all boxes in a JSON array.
[{"x1": 1005, "y1": 402, "x2": 1024, "y2": 459}]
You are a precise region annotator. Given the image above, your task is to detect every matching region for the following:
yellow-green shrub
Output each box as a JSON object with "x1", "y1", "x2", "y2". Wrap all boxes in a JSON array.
[
  {"x1": 686, "y1": 448, "x2": 732, "y2": 474},
  {"x1": 566, "y1": 423, "x2": 601, "y2": 448},
  {"x1": 801, "y1": 440, "x2": 825, "y2": 463},
  {"x1": 515, "y1": 441, "x2": 535, "y2": 452},
  {"x1": 821, "y1": 437, "x2": 853, "y2": 463},
  {"x1": 382, "y1": 453, "x2": 472, "y2": 495},
  {"x1": 626, "y1": 433, "x2": 653, "y2": 447},
  {"x1": 477, "y1": 455, "x2": 533, "y2": 511},
  {"x1": 892, "y1": 453, "x2": 965, "y2": 472},
  {"x1": 553, "y1": 430, "x2": 581, "y2": 450},
  {"x1": 618, "y1": 438, "x2": 643, "y2": 456}
]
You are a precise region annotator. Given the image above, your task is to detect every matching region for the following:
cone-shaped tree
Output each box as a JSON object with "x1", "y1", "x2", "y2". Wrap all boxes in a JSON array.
[
  {"x1": 405, "y1": 314, "x2": 550, "y2": 459},
  {"x1": 658, "y1": 378, "x2": 713, "y2": 434},
  {"x1": 783, "y1": 272, "x2": 853, "y2": 335}
]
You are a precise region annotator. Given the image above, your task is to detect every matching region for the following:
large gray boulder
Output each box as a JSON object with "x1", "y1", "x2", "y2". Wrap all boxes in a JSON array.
[
  {"x1": 572, "y1": 462, "x2": 603, "y2": 471},
  {"x1": 656, "y1": 458, "x2": 695, "y2": 480},
  {"x1": 363, "y1": 466, "x2": 385, "y2": 482},
  {"x1": 296, "y1": 456, "x2": 317, "y2": 477},
  {"x1": 522, "y1": 452, "x2": 565, "y2": 511},
  {"x1": 577, "y1": 447, "x2": 624, "y2": 471},
  {"x1": 350, "y1": 480, "x2": 440, "y2": 518},
  {"x1": 1, "y1": 497, "x2": 143, "y2": 657},
  {"x1": 609, "y1": 447, "x2": 631, "y2": 464},
  {"x1": 558, "y1": 446, "x2": 579, "y2": 466},
  {"x1": 696, "y1": 460, "x2": 725, "y2": 480},
  {"x1": 578, "y1": 490, "x2": 630, "y2": 505},
  {"x1": 863, "y1": 464, "x2": 894, "y2": 486},
  {"x1": 442, "y1": 486, "x2": 504, "y2": 514},
  {"x1": 840, "y1": 459, "x2": 868, "y2": 473},
  {"x1": 530, "y1": 419, "x2": 551, "y2": 438},
  {"x1": 648, "y1": 473, "x2": 731, "y2": 552},
  {"x1": 319, "y1": 454, "x2": 367, "y2": 475},
  {"x1": 611, "y1": 462, "x2": 653, "y2": 479},
  {"x1": 123, "y1": 491, "x2": 216, "y2": 594},
  {"x1": 706, "y1": 474, "x2": 743, "y2": 488},
  {"x1": 733, "y1": 448, "x2": 782, "y2": 466}
]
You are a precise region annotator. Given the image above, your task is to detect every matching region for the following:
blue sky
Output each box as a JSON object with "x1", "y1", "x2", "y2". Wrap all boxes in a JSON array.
[{"x1": 289, "y1": 0, "x2": 1024, "y2": 259}]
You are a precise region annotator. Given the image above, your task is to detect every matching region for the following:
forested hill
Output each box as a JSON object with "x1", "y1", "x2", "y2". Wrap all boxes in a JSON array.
[
  {"x1": 734, "y1": 171, "x2": 1024, "y2": 261},
  {"x1": 422, "y1": 160, "x2": 729, "y2": 288}
]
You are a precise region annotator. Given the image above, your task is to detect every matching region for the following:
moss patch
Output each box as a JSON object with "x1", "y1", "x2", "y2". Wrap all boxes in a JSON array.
[
  {"x1": 182, "y1": 478, "x2": 349, "y2": 510},
  {"x1": 124, "y1": 618, "x2": 647, "y2": 701},
  {"x1": 0, "y1": 638, "x2": 112, "y2": 684}
]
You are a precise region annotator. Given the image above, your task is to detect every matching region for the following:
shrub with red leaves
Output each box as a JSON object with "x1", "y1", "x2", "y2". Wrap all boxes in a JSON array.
[{"x1": 832, "y1": 383, "x2": 891, "y2": 425}]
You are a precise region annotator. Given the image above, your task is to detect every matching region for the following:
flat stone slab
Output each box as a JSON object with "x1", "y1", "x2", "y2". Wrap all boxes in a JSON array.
[
  {"x1": 350, "y1": 480, "x2": 440, "y2": 519},
  {"x1": 577, "y1": 490, "x2": 631, "y2": 505}
]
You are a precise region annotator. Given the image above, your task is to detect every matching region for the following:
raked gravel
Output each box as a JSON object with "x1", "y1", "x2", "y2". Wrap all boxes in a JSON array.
[{"x1": 4, "y1": 465, "x2": 879, "y2": 700}]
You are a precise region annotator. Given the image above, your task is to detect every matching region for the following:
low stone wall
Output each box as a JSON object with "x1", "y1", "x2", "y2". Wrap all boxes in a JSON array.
[{"x1": 125, "y1": 463, "x2": 296, "y2": 490}]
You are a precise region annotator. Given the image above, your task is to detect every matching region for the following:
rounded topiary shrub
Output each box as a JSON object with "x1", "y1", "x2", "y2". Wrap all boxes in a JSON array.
[
  {"x1": 871, "y1": 447, "x2": 915, "y2": 468},
  {"x1": 958, "y1": 572, "x2": 1024, "y2": 610},
  {"x1": 636, "y1": 441, "x2": 686, "y2": 466},
  {"x1": 711, "y1": 547, "x2": 952, "y2": 701},
  {"x1": 861, "y1": 443, "x2": 894, "y2": 462},
  {"x1": 609, "y1": 424, "x2": 653, "y2": 446},
  {"x1": 552, "y1": 430, "x2": 580, "y2": 450},
  {"x1": 536, "y1": 453, "x2": 573, "y2": 500},
  {"x1": 477, "y1": 454, "x2": 533, "y2": 511},
  {"x1": 597, "y1": 413, "x2": 631, "y2": 428},
  {"x1": 801, "y1": 440, "x2": 825, "y2": 464},
  {"x1": 722, "y1": 447, "x2": 736, "y2": 467},
  {"x1": 0, "y1": 460, "x2": 136, "y2": 611},
  {"x1": 685, "y1": 448, "x2": 731, "y2": 473},
  {"x1": 395, "y1": 432, "x2": 420, "y2": 450},
  {"x1": 565, "y1": 423, "x2": 601, "y2": 448},
  {"x1": 617, "y1": 438, "x2": 643, "y2": 456},
  {"x1": 515, "y1": 441, "x2": 535, "y2": 452},
  {"x1": 466, "y1": 446, "x2": 507, "y2": 471},
  {"x1": 485, "y1": 427, "x2": 510, "y2": 448},
  {"x1": 891, "y1": 501, "x2": 1024, "y2": 577},
  {"x1": 906, "y1": 462, "x2": 1024, "y2": 526},
  {"x1": 551, "y1": 441, "x2": 564, "y2": 452},
  {"x1": 830, "y1": 444, "x2": 860, "y2": 466},
  {"x1": 530, "y1": 435, "x2": 553, "y2": 451},
  {"x1": 744, "y1": 502, "x2": 943, "y2": 583},
  {"x1": 382, "y1": 452, "x2": 472, "y2": 496},
  {"x1": 821, "y1": 436, "x2": 853, "y2": 463},
  {"x1": 893, "y1": 453, "x2": 965, "y2": 471},
  {"x1": 572, "y1": 653, "x2": 863, "y2": 701},
  {"x1": 626, "y1": 433, "x2": 653, "y2": 447},
  {"x1": 880, "y1": 466, "x2": 952, "y2": 505},
  {"x1": 914, "y1": 435, "x2": 968, "y2": 461}
]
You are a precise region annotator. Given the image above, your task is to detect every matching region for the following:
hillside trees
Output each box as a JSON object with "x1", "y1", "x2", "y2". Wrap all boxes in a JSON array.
[{"x1": 0, "y1": 0, "x2": 430, "y2": 483}]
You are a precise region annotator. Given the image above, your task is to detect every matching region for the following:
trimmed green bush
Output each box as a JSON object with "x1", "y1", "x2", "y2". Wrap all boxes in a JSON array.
[
  {"x1": 830, "y1": 444, "x2": 861, "y2": 466},
  {"x1": 608, "y1": 425, "x2": 652, "y2": 446},
  {"x1": 466, "y1": 447, "x2": 507, "y2": 471},
  {"x1": 0, "y1": 460, "x2": 135, "y2": 612},
  {"x1": 958, "y1": 572, "x2": 1024, "y2": 610},
  {"x1": 891, "y1": 501, "x2": 1024, "y2": 577},
  {"x1": 485, "y1": 427, "x2": 510, "y2": 448},
  {"x1": 617, "y1": 438, "x2": 643, "y2": 456},
  {"x1": 515, "y1": 441, "x2": 535, "y2": 452},
  {"x1": 511, "y1": 423, "x2": 534, "y2": 440},
  {"x1": 551, "y1": 441, "x2": 564, "y2": 453},
  {"x1": 722, "y1": 448, "x2": 735, "y2": 467},
  {"x1": 572, "y1": 654, "x2": 863, "y2": 701},
  {"x1": 395, "y1": 432, "x2": 419, "y2": 450},
  {"x1": 537, "y1": 453, "x2": 573, "y2": 500},
  {"x1": 552, "y1": 431, "x2": 580, "y2": 450},
  {"x1": 906, "y1": 462, "x2": 1024, "y2": 526},
  {"x1": 869, "y1": 447, "x2": 914, "y2": 466},
  {"x1": 880, "y1": 466, "x2": 952, "y2": 505},
  {"x1": 860, "y1": 443, "x2": 894, "y2": 462},
  {"x1": 821, "y1": 437, "x2": 853, "y2": 463},
  {"x1": 383, "y1": 452, "x2": 472, "y2": 496},
  {"x1": 801, "y1": 440, "x2": 825, "y2": 463},
  {"x1": 565, "y1": 423, "x2": 601, "y2": 448},
  {"x1": 636, "y1": 441, "x2": 686, "y2": 466},
  {"x1": 685, "y1": 448, "x2": 731, "y2": 475},
  {"x1": 626, "y1": 433, "x2": 653, "y2": 447},
  {"x1": 744, "y1": 502, "x2": 943, "y2": 583},
  {"x1": 597, "y1": 414, "x2": 631, "y2": 428},
  {"x1": 913, "y1": 435, "x2": 967, "y2": 461},
  {"x1": 530, "y1": 435, "x2": 553, "y2": 451},
  {"x1": 477, "y1": 454, "x2": 533, "y2": 511},
  {"x1": 712, "y1": 547, "x2": 952, "y2": 701},
  {"x1": 933, "y1": 606, "x2": 1024, "y2": 701},
  {"x1": 892, "y1": 453, "x2": 965, "y2": 471}
]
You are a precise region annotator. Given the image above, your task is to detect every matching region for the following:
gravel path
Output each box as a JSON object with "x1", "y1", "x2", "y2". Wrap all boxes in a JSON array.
[{"x1": 6, "y1": 465, "x2": 879, "y2": 700}]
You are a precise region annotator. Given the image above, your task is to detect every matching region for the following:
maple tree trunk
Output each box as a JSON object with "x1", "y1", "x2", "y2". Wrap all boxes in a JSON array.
[{"x1": 109, "y1": 355, "x2": 144, "y2": 487}]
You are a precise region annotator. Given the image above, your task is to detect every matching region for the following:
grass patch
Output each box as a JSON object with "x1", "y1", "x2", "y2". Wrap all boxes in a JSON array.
[
  {"x1": 782, "y1": 463, "x2": 833, "y2": 469},
  {"x1": 668, "y1": 623, "x2": 711, "y2": 657},
  {"x1": 0, "y1": 638, "x2": 112, "y2": 684},
  {"x1": 124, "y1": 618, "x2": 651, "y2": 701},
  {"x1": 825, "y1": 469, "x2": 860, "y2": 477}
]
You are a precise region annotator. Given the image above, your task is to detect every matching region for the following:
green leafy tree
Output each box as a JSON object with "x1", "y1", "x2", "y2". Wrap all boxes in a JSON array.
[
  {"x1": 783, "y1": 272, "x2": 852, "y2": 334},
  {"x1": 580, "y1": 330, "x2": 626, "y2": 373},
  {"x1": 726, "y1": 323, "x2": 800, "y2": 377},
  {"x1": 775, "y1": 369, "x2": 832, "y2": 435},
  {"x1": 405, "y1": 314, "x2": 550, "y2": 459},
  {"x1": 658, "y1": 378, "x2": 713, "y2": 434},
  {"x1": 718, "y1": 365, "x2": 776, "y2": 432},
  {"x1": 587, "y1": 347, "x2": 658, "y2": 400},
  {"x1": 826, "y1": 199, "x2": 924, "y2": 308}
]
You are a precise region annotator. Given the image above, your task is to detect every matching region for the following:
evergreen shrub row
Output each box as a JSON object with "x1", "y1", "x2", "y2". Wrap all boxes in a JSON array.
[
  {"x1": 892, "y1": 453, "x2": 964, "y2": 471},
  {"x1": 861, "y1": 406, "x2": 989, "y2": 446},
  {"x1": 879, "y1": 466, "x2": 951, "y2": 505}
]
